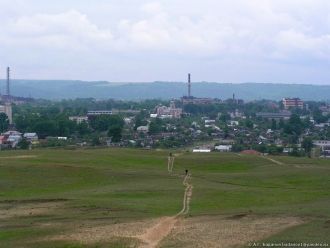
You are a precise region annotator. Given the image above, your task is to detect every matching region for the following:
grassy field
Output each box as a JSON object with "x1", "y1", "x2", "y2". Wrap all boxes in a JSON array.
[{"x1": 0, "y1": 148, "x2": 329, "y2": 247}]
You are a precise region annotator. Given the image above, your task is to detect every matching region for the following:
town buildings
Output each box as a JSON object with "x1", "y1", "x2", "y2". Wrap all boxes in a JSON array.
[
  {"x1": 313, "y1": 140, "x2": 330, "y2": 157},
  {"x1": 156, "y1": 101, "x2": 182, "y2": 119},
  {"x1": 87, "y1": 110, "x2": 113, "y2": 116},
  {"x1": 193, "y1": 148, "x2": 211, "y2": 153},
  {"x1": 23, "y1": 133, "x2": 39, "y2": 142},
  {"x1": 137, "y1": 126, "x2": 149, "y2": 133},
  {"x1": 1, "y1": 131, "x2": 22, "y2": 148},
  {"x1": 319, "y1": 105, "x2": 330, "y2": 116},
  {"x1": 256, "y1": 111, "x2": 292, "y2": 120},
  {"x1": 282, "y1": 98, "x2": 304, "y2": 109},
  {"x1": 215, "y1": 145, "x2": 232, "y2": 152},
  {"x1": 69, "y1": 116, "x2": 89, "y2": 124},
  {"x1": 181, "y1": 96, "x2": 221, "y2": 105}
]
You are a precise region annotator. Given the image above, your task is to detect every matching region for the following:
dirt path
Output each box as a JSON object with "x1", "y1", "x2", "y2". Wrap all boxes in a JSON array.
[
  {"x1": 0, "y1": 155, "x2": 37, "y2": 159},
  {"x1": 167, "y1": 153, "x2": 184, "y2": 173},
  {"x1": 137, "y1": 216, "x2": 178, "y2": 248},
  {"x1": 136, "y1": 172, "x2": 193, "y2": 248},
  {"x1": 263, "y1": 156, "x2": 284, "y2": 165},
  {"x1": 177, "y1": 174, "x2": 193, "y2": 216},
  {"x1": 167, "y1": 156, "x2": 175, "y2": 173}
]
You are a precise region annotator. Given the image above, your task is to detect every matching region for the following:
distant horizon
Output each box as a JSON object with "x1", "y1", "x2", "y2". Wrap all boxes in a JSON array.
[
  {"x1": 1, "y1": 80, "x2": 330, "y2": 101},
  {"x1": 1, "y1": 79, "x2": 330, "y2": 87}
]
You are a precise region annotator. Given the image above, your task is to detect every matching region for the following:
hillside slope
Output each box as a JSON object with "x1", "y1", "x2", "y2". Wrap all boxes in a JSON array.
[{"x1": 1, "y1": 80, "x2": 329, "y2": 101}]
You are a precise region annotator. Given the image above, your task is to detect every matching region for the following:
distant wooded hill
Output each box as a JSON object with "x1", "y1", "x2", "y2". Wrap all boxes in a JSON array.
[{"x1": 0, "y1": 80, "x2": 329, "y2": 101}]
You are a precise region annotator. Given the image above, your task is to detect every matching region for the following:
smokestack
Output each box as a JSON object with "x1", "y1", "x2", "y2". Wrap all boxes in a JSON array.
[
  {"x1": 188, "y1": 73, "x2": 191, "y2": 98},
  {"x1": 6, "y1": 67, "x2": 10, "y2": 96}
]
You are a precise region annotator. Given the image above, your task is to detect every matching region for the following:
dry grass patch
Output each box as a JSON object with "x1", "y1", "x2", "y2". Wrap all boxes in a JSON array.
[
  {"x1": 0, "y1": 201, "x2": 65, "y2": 220},
  {"x1": 160, "y1": 215, "x2": 304, "y2": 248},
  {"x1": 49, "y1": 217, "x2": 163, "y2": 245}
]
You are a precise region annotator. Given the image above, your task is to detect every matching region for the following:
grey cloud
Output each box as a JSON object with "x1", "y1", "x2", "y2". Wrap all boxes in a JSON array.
[{"x1": 0, "y1": 0, "x2": 329, "y2": 84}]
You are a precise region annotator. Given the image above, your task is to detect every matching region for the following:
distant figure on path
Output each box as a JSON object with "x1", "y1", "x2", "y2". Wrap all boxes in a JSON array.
[{"x1": 185, "y1": 169, "x2": 188, "y2": 175}]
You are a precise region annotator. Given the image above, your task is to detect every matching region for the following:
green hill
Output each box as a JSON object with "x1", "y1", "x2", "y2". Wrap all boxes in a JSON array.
[
  {"x1": 1, "y1": 80, "x2": 330, "y2": 101},
  {"x1": 0, "y1": 148, "x2": 329, "y2": 247}
]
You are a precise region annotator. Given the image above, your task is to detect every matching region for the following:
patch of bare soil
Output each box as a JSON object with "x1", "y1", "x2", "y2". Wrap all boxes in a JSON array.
[
  {"x1": 137, "y1": 217, "x2": 178, "y2": 248},
  {"x1": 47, "y1": 214, "x2": 303, "y2": 248},
  {"x1": 324, "y1": 220, "x2": 330, "y2": 228},
  {"x1": 173, "y1": 153, "x2": 184, "y2": 158},
  {"x1": 0, "y1": 200, "x2": 65, "y2": 219},
  {"x1": 0, "y1": 198, "x2": 68, "y2": 204},
  {"x1": 0, "y1": 155, "x2": 37, "y2": 159},
  {"x1": 226, "y1": 213, "x2": 248, "y2": 220},
  {"x1": 161, "y1": 215, "x2": 304, "y2": 248},
  {"x1": 293, "y1": 165, "x2": 330, "y2": 170},
  {"x1": 50, "y1": 218, "x2": 160, "y2": 245}
]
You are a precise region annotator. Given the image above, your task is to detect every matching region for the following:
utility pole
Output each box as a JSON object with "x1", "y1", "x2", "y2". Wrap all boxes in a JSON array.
[
  {"x1": 188, "y1": 73, "x2": 191, "y2": 98},
  {"x1": 6, "y1": 67, "x2": 10, "y2": 96}
]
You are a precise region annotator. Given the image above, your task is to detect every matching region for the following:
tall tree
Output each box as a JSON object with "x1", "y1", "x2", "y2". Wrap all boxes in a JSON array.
[
  {"x1": 0, "y1": 113, "x2": 9, "y2": 133},
  {"x1": 149, "y1": 118, "x2": 163, "y2": 134},
  {"x1": 302, "y1": 137, "x2": 313, "y2": 158},
  {"x1": 108, "y1": 126, "x2": 123, "y2": 142},
  {"x1": 33, "y1": 121, "x2": 58, "y2": 138},
  {"x1": 271, "y1": 119, "x2": 277, "y2": 130},
  {"x1": 91, "y1": 115, "x2": 124, "y2": 132}
]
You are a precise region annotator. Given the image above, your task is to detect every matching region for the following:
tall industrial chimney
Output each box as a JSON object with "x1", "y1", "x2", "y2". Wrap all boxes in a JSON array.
[
  {"x1": 6, "y1": 67, "x2": 10, "y2": 96},
  {"x1": 5, "y1": 67, "x2": 13, "y2": 124},
  {"x1": 188, "y1": 73, "x2": 191, "y2": 98}
]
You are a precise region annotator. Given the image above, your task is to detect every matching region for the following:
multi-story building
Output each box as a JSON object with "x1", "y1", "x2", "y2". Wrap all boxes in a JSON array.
[
  {"x1": 0, "y1": 103, "x2": 13, "y2": 124},
  {"x1": 156, "y1": 101, "x2": 182, "y2": 119},
  {"x1": 282, "y1": 98, "x2": 304, "y2": 109},
  {"x1": 87, "y1": 110, "x2": 113, "y2": 116},
  {"x1": 313, "y1": 140, "x2": 330, "y2": 157},
  {"x1": 23, "y1": 133, "x2": 39, "y2": 142},
  {"x1": 319, "y1": 105, "x2": 330, "y2": 116},
  {"x1": 69, "y1": 116, "x2": 89, "y2": 124},
  {"x1": 2, "y1": 131, "x2": 22, "y2": 148},
  {"x1": 181, "y1": 96, "x2": 221, "y2": 105},
  {"x1": 256, "y1": 111, "x2": 292, "y2": 120}
]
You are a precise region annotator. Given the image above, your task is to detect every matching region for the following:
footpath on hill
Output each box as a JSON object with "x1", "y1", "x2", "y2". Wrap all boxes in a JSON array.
[
  {"x1": 47, "y1": 152, "x2": 306, "y2": 247},
  {"x1": 136, "y1": 154, "x2": 193, "y2": 248}
]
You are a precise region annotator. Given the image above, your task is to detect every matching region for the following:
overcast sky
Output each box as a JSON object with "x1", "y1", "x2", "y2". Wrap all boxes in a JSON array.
[{"x1": 1, "y1": 0, "x2": 330, "y2": 84}]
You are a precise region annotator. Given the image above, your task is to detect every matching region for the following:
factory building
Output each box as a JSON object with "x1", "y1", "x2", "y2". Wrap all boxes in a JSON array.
[
  {"x1": 181, "y1": 73, "x2": 221, "y2": 105},
  {"x1": 0, "y1": 67, "x2": 13, "y2": 124}
]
